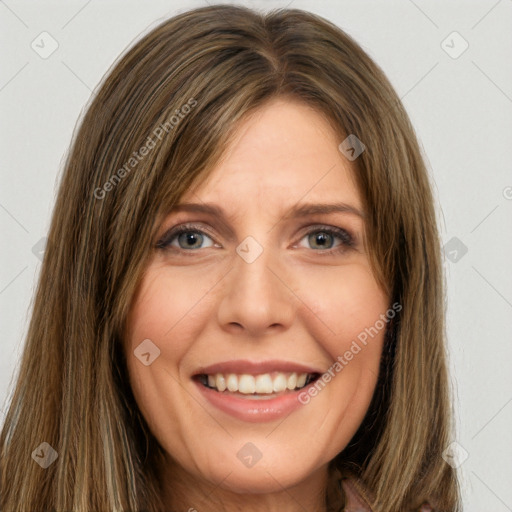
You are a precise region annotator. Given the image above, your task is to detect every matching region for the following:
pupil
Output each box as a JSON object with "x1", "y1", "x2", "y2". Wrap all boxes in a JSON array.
[
  {"x1": 180, "y1": 232, "x2": 201, "y2": 248},
  {"x1": 311, "y1": 232, "x2": 332, "y2": 249}
]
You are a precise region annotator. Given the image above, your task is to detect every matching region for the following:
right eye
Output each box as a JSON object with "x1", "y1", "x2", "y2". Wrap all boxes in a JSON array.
[{"x1": 156, "y1": 223, "x2": 217, "y2": 251}]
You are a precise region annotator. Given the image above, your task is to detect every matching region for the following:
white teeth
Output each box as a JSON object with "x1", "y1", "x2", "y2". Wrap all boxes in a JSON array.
[
  {"x1": 272, "y1": 373, "x2": 287, "y2": 392},
  {"x1": 255, "y1": 374, "x2": 273, "y2": 393},
  {"x1": 215, "y1": 374, "x2": 227, "y2": 392},
  {"x1": 296, "y1": 373, "x2": 307, "y2": 388},
  {"x1": 238, "y1": 374, "x2": 256, "y2": 394},
  {"x1": 204, "y1": 371, "x2": 312, "y2": 394},
  {"x1": 226, "y1": 374, "x2": 238, "y2": 392},
  {"x1": 287, "y1": 372, "x2": 297, "y2": 390}
]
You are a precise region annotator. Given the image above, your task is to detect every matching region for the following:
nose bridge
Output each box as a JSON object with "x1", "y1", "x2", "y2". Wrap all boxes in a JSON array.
[
  {"x1": 235, "y1": 233, "x2": 279, "y2": 301},
  {"x1": 235, "y1": 235, "x2": 274, "y2": 294},
  {"x1": 217, "y1": 234, "x2": 295, "y2": 334}
]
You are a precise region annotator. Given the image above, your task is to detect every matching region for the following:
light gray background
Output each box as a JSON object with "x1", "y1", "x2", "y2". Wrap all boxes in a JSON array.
[{"x1": 1, "y1": 0, "x2": 511, "y2": 509}]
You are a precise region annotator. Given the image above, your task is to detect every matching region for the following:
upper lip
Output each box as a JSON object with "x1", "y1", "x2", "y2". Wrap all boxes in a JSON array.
[{"x1": 193, "y1": 359, "x2": 323, "y2": 376}]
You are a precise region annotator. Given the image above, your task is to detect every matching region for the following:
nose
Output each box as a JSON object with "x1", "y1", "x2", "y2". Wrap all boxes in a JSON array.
[{"x1": 216, "y1": 241, "x2": 295, "y2": 337}]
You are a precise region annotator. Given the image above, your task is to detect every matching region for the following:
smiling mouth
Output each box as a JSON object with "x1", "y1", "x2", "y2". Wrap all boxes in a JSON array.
[{"x1": 195, "y1": 371, "x2": 321, "y2": 399}]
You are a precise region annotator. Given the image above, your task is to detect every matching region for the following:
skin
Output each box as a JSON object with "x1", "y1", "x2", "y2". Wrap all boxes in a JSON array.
[{"x1": 124, "y1": 97, "x2": 389, "y2": 512}]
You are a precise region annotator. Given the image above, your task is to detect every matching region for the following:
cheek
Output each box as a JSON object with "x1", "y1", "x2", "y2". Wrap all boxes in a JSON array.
[
  {"x1": 124, "y1": 265, "x2": 216, "y2": 360},
  {"x1": 123, "y1": 270, "x2": 200, "y2": 421},
  {"x1": 296, "y1": 261, "x2": 388, "y2": 362}
]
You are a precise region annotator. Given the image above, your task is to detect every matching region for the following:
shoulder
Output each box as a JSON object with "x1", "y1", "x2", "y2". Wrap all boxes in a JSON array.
[
  {"x1": 340, "y1": 476, "x2": 435, "y2": 512},
  {"x1": 340, "y1": 476, "x2": 373, "y2": 511}
]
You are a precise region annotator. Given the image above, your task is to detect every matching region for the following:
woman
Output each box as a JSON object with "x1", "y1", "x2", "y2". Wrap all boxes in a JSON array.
[{"x1": 0, "y1": 4, "x2": 461, "y2": 511}]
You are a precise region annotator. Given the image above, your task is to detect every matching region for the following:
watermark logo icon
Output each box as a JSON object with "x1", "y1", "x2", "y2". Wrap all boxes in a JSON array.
[
  {"x1": 32, "y1": 442, "x2": 58, "y2": 468},
  {"x1": 134, "y1": 339, "x2": 161, "y2": 366},
  {"x1": 441, "y1": 31, "x2": 469, "y2": 59},
  {"x1": 442, "y1": 441, "x2": 469, "y2": 468},
  {"x1": 236, "y1": 236, "x2": 263, "y2": 264},
  {"x1": 31, "y1": 237, "x2": 48, "y2": 262},
  {"x1": 443, "y1": 236, "x2": 468, "y2": 263},
  {"x1": 338, "y1": 135, "x2": 366, "y2": 161},
  {"x1": 237, "y1": 442, "x2": 262, "y2": 468},
  {"x1": 31, "y1": 32, "x2": 59, "y2": 59}
]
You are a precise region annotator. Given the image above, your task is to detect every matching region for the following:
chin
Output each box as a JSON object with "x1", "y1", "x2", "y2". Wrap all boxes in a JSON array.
[{"x1": 195, "y1": 454, "x2": 324, "y2": 495}]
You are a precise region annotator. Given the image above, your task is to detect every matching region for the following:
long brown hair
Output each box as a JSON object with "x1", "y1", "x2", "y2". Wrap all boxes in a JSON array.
[{"x1": 0, "y1": 4, "x2": 461, "y2": 511}]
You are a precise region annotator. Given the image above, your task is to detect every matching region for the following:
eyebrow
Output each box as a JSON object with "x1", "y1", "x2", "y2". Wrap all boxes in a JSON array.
[
  {"x1": 286, "y1": 202, "x2": 365, "y2": 219},
  {"x1": 168, "y1": 201, "x2": 365, "y2": 220}
]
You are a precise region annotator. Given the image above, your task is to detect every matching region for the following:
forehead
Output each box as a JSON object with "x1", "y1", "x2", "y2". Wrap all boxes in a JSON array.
[{"x1": 181, "y1": 97, "x2": 361, "y2": 213}]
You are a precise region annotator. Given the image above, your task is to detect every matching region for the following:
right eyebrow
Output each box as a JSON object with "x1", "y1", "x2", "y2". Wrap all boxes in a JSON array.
[{"x1": 168, "y1": 202, "x2": 226, "y2": 217}]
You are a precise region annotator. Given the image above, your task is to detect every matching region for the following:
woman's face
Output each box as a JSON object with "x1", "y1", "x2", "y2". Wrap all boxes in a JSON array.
[{"x1": 124, "y1": 97, "x2": 389, "y2": 496}]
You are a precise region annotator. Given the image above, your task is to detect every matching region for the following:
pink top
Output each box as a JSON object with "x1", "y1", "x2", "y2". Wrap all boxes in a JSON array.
[{"x1": 341, "y1": 477, "x2": 434, "y2": 511}]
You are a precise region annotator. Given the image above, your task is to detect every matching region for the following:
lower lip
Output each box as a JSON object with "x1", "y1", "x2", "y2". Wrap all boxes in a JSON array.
[{"x1": 194, "y1": 379, "x2": 313, "y2": 423}]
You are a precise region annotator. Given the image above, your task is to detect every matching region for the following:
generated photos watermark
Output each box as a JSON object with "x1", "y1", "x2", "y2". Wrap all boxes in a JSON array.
[
  {"x1": 93, "y1": 98, "x2": 197, "y2": 200},
  {"x1": 298, "y1": 301, "x2": 402, "y2": 405}
]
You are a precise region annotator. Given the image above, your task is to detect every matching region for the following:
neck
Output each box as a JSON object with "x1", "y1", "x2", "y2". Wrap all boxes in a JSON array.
[{"x1": 159, "y1": 456, "x2": 330, "y2": 512}]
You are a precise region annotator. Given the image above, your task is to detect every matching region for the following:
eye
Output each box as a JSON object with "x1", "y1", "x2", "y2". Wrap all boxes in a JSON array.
[
  {"x1": 296, "y1": 225, "x2": 354, "y2": 253},
  {"x1": 156, "y1": 223, "x2": 216, "y2": 251},
  {"x1": 156, "y1": 223, "x2": 355, "y2": 254}
]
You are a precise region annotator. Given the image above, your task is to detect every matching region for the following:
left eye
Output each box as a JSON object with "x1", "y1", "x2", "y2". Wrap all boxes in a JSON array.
[{"x1": 297, "y1": 227, "x2": 353, "y2": 251}]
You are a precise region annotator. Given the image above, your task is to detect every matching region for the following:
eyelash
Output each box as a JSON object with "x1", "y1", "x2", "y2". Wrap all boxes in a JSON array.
[{"x1": 156, "y1": 222, "x2": 355, "y2": 255}]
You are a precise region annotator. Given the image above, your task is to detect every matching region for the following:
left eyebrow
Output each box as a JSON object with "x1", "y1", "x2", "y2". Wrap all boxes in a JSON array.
[{"x1": 287, "y1": 202, "x2": 365, "y2": 220}]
